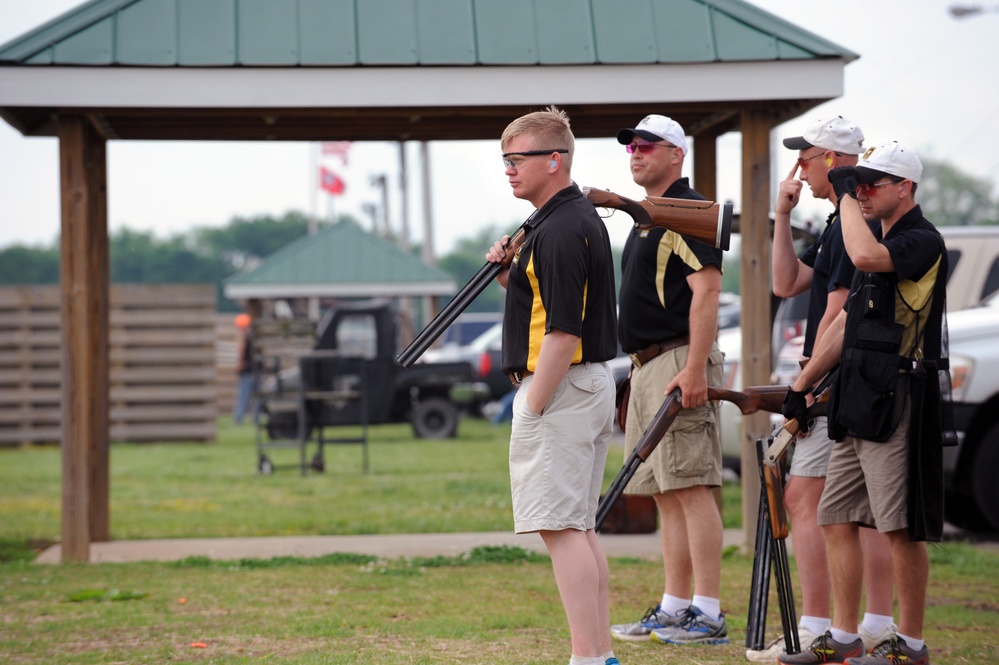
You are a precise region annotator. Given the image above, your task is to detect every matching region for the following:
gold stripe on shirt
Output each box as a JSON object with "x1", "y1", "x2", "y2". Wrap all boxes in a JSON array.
[{"x1": 656, "y1": 231, "x2": 706, "y2": 308}]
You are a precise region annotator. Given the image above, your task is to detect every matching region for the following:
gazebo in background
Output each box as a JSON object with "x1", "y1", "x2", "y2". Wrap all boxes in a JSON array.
[
  {"x1": 223, "y1": 220, "x2": 459, "y2": 343},
  {"x1": 0, "y1": 0, "x2": 857, "y2": 561}
]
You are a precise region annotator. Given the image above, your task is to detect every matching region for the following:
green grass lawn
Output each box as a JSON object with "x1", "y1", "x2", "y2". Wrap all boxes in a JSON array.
[
  {"x1": 1, "y1": 417, "x2": 997, "y2": 664},
  {"x1": 0, "y1": 417, "x2": 742, "y2": 547}
]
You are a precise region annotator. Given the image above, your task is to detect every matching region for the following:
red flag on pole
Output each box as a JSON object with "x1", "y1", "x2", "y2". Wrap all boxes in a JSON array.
[
  {"x1": 320, "y1": 141, "x2": 352, "y2": 165},
  {"x1": 319, "y1": 167, "x2": 346, "y2": 196}
]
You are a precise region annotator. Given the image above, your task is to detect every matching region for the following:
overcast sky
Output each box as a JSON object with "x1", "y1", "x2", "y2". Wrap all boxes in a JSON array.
[{"x1": 2, "y1": 0, "x2": 997, "y2": 255}]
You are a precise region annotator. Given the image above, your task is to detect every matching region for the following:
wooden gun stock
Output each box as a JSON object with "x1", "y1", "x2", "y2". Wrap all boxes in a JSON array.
[
  {"x1": 395, "y1": 224, "x2": 527, "y2": 368},
  {"x1": 583, "y1": 187, "x2": 733, "y2": 251},
  {"x1": 707, "y1": 384, "x2": 790, "y2": 416}
]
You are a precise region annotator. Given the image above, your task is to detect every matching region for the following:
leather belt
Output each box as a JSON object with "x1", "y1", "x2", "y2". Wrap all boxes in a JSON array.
[
  {"x1": 507, "y1": 369, "x2": 534, "y2": 385},
  {"x1": 629, "y1": 335, "x2": 690, "y2": 369}
]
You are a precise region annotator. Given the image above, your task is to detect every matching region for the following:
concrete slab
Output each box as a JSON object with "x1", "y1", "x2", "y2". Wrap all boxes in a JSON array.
[{"x1": 35, "y1": 529, "x2": 749, "y2": 564}]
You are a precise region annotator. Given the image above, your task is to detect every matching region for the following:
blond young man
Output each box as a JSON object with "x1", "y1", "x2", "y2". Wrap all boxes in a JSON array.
[{"x1": 486, "y1": 106, "x2": 620, "y2": 665}]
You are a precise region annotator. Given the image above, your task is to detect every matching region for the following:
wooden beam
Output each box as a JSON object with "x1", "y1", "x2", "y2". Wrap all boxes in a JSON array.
[
  {"x1": 738, "y1": 108, "x2": 775, "y2": 552},
  {"x1": 58, "y1": 114, "x2": 109, "y2": 562}
]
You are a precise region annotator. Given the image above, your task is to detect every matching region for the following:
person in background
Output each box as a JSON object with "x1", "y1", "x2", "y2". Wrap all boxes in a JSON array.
[
  {"x1": 608, "y1": 114, "x2": 728, "y2": 647},
  {"x1": 232, "y1": 313, "x2": 258, "y2": 424},
  {"x1": 485, "y1": 106, "x2": 620, "y2": 665},
  {"x1": 749, "y1": 116, "x2": 896, "y2": 662}
]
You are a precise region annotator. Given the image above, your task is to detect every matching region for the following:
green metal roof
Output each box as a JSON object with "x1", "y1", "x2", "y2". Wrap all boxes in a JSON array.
[
  {"x1": 223, "y1": 222, "x2": 457, "y2": 299},
  {"x1": 0, "y1": 0, "x2": 856, "y2": 66}
]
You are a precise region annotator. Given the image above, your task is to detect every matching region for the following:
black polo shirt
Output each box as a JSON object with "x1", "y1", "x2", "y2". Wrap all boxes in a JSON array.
[
  {"x1": 799, "y1": 212, "x2": 860, "y2": 357},
  {"x1": 501, "y1": 184, "x2": 618, "y2": 374},
  {"x1": 617, "y1": 177, "x2": 724, "y2": 354}
]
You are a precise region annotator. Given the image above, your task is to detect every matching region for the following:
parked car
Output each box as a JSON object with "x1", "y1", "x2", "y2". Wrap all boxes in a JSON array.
[
  {"x1": 717, "y1": 292, "x2": 741, "y2": 330},
  {"x1": 941, "y1": 225, "x2": 999, "y2": 307},
  {"x1": 717, "y1": 327, "x2": 744, "y2": 472},
  {"x1": 435, "y1": 311, "x2": 502, "y2": 349},
  {"x1": 420, "y1": 321, "x2": 510, "y2": 411},
  {"x1": 942, "y1": 291, "x2": 999, "y2": 532}
]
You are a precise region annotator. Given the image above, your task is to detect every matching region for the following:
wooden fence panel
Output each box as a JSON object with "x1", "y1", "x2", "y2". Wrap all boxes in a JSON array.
[{"x1": 0, "y1": 284, "x2": 218, "y2": 445}]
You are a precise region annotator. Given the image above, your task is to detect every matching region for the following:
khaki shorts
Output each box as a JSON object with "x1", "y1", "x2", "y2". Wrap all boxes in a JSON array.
[
  {"x1": 788, "y1": 416, "x2": 834, "y2": 478},
  {"x1": 509, "y1": 362, "x2": 614, "y2": 533},
  {"x1": 817, "y1": 404, "x2": 911, "y2": 532},
  {"x1": 622, "y1": 343, "x2": 724, "y2": 494}
]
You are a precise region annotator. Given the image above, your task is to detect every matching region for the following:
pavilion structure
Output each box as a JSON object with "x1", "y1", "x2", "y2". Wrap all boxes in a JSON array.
[{"x1": 0, "y1": 0, "x2": 856, "y2": 561}]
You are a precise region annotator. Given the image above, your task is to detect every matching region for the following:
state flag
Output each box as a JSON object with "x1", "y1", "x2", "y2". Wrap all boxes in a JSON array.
[{"x1": 319, "y1": 167, "x2": 345, "y2": 196}]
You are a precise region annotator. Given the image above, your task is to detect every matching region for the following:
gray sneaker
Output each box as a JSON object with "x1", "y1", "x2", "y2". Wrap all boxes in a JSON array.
[
  {"x1": 610, "y1": 604, "x2": 688, "y2": 642},
  {"x1": 778, "y1": 631, "x2": 864, "y2": 664},
  {"x1": 650, "y1": 605, "x2": 729, "y2": 645},
  {"x1": 845, "y1": 635, "x2": 930, "y2": 665}
]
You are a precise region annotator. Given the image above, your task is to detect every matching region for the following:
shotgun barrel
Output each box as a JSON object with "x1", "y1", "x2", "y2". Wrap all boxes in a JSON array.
[
  {"x1": 596, "y1": 389, "x2": 682, "y2": 531},
  {"x1": 395, "y1": 223, "x2": 527, "y2": 368}
]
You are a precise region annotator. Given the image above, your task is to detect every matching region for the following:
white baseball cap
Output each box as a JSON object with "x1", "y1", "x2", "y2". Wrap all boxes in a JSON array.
[
  {"x1": 782, "y1": 115, "x2": 865, "y2": 155},
  {"x1": 617, "y1": 115, "x2": 688, "y2": 155},
  {"x1": 856, "y1": 142, "x2": 923, "y2": 184}
]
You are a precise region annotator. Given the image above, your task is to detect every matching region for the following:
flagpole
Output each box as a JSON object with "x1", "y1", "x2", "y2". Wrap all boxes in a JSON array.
[
  {"x1": 309, "y1": 143, "x2": 319, "y2": 235},
  {"x1": 420, "y1": 141, "x2": 436, "y2": 328},
  {"x1": 326, "y1": 186, "x2": 334, "y2": 223},
  {"x1": 399, "y1": 142, "x2": 410, "y2": 251}
]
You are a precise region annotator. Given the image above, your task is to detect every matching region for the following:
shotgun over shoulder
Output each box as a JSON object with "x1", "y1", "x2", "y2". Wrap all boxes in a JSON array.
[{"x1": 582, "y1": 186, "x2": 732, "y2": 251}]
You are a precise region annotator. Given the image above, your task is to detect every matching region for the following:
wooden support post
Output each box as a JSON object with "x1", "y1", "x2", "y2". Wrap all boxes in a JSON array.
[
  {"x1": 693, "y1": 130, "x2": 723, "y2": 515},
  {"x1": 58, "y1": 115, "x2": 110, "y2": 562},
  {"x1": 739, "y1": 109, "x2": 775, "y2": 553}
]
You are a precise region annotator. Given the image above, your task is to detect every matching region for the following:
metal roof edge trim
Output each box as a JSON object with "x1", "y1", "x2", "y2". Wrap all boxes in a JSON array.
[
  {"x1": 703, "y1": 0, "x2": 859, "y2": 62},
  {"x1": 223, "y1": 282, "x2": 458, "y2": 300},
  {"x1": 0, "y1": 60, "x2": 847, "y2": 109},
  {"x1": 0, "y1": 0, "x2": 142, "y2": 62}
]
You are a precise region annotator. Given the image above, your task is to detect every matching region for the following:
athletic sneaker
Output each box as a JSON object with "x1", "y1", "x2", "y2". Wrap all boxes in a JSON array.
[
  {"x1": 746, "y1": 627, "x2": 820, "y2": 662},
  {"x1": 605, "y1": 659, "x2": 620, "y2": 665},
  {"x1": 858, "y1": 622, "x2": 898, "y2": 654},
  {"x1": 777, "y1": 631, "x2": 864, "y2": 664},
  {"x1": 610, "y1": 605, "x2": 688, "y2": 642},
  {"x1": 650, "y1": 605, "x2": 729, "y2": 645},
  {"x1": 845, "y1": 636, "x2": 930, "y2": 665}
]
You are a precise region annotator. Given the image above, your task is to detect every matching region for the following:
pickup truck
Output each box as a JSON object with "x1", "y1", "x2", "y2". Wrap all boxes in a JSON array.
[{"x1": 259, "y1": 300, "x2": 488, "y2": 443}]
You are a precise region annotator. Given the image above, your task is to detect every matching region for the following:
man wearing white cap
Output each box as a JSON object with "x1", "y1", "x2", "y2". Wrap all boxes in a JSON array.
[
  {"x1": 609, "y1": 115, "x2": 728, "y2": 647},
  {"x1": 749, "y1": 117, "x2": 896, "y2": 661},
  {"x1": 781, "y1": 142, "x2": 951, "y2": 665}
]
